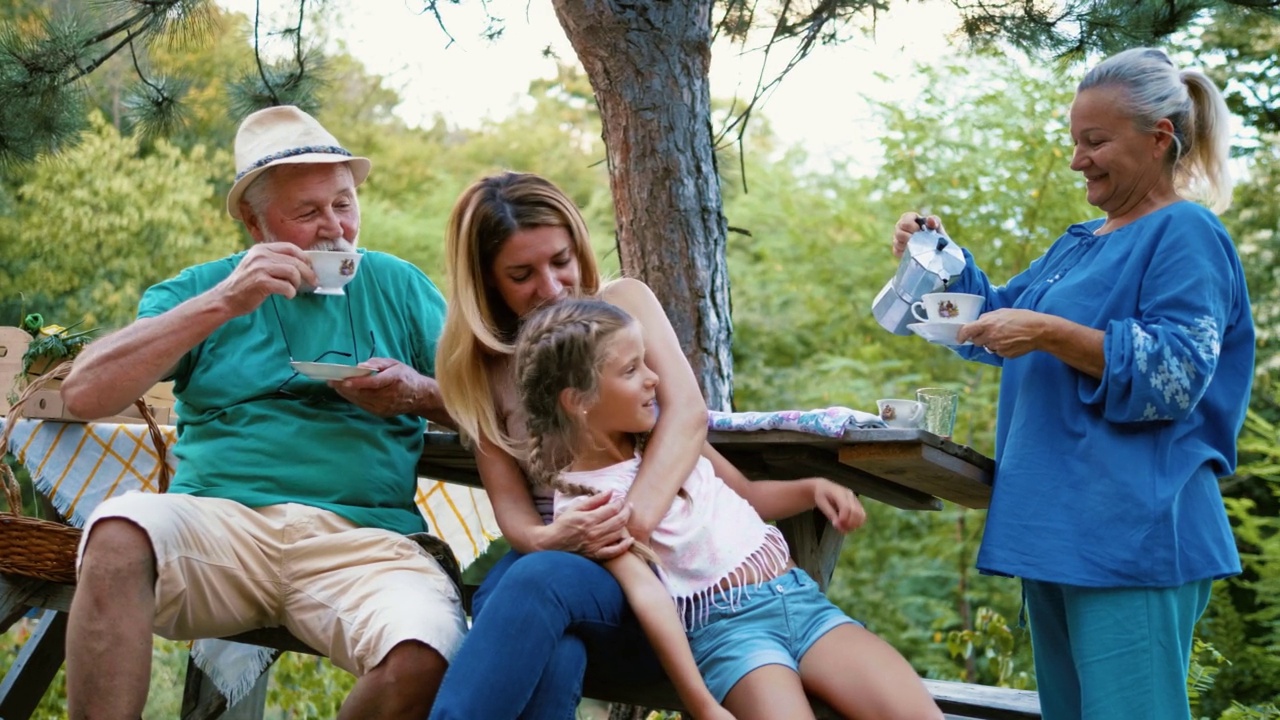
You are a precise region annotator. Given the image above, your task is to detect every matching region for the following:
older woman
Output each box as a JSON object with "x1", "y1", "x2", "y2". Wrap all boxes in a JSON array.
[{"x1": 893, "y1": 48, "x2": 1253, "y2": 720}]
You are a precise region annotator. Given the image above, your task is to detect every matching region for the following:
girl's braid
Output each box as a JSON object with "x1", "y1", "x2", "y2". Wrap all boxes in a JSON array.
[
  {"x1": 514, "y1": 299, "x2": 663, "y2": 567},
  {"x1": 516, "y1": 299, "x2": 631, "y2": 489}
]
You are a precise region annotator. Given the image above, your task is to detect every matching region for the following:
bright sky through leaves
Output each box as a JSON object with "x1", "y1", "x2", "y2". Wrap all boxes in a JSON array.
[{"x1": 217, "y1": 0, "x2": 965, "y2": 173}]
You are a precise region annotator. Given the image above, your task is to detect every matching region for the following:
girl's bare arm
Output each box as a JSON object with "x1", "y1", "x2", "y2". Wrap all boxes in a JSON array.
[
  {"x1": 704, "y1": 444, "x2": 865, "y2": 532},
  {"x1": 603, "y1": 553, "x2": 734, "y2": 720},
  {"x1": 601, "y1": 279, "x2": 708, "y2": 543}
]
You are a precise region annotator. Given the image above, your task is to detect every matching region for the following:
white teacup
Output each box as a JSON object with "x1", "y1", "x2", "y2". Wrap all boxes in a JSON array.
[
  {"x1": 910, "y1": 292, "x2": 983, "y2": 324},
  {"x1": 876, "y1": 399, "x2": 925, "y2": 429},
  {"x1": 303, "y1": 251, "x2": 362, "y2": 296}
]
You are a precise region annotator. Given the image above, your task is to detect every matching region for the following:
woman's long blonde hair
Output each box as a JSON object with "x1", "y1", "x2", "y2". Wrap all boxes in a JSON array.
[{"x1": 437, "y1": 172, "x2": 602, "y2": 454}]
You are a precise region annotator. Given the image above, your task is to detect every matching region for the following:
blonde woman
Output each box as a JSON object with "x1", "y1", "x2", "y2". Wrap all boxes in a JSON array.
[
  {"x1": 427, "y1": 172, "x2": 867, "y2": 718},
  {"x1": 428, "y1": 172, "x2": 706, "y2": 718}
]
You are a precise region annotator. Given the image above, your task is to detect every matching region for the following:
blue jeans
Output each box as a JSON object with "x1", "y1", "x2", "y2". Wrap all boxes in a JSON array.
[{"x1": 428, "y1": 549, "x2": 664, "y2": 720}]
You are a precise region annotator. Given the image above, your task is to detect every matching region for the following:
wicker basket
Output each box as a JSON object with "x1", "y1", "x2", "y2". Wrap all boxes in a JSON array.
[{"x1": 0, "y1": 361, "x2": 170, "y2": 584}]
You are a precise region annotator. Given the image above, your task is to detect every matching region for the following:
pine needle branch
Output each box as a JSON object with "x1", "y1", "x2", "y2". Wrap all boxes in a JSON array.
[
  {"x1": 252, "y1": 0, "x2": 280, "y2": 105},
  {"x1": 80, "y1": 8, "x2": 152, "y2": 51}
]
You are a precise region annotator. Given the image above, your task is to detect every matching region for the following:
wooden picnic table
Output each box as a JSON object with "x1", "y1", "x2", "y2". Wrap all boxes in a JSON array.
[
  {"x1": 2, "y1": 424, "x2": 1041, "y2": 720},
  {"x1": 417, "y1": 427, "x2": 996, "y2": 590}
]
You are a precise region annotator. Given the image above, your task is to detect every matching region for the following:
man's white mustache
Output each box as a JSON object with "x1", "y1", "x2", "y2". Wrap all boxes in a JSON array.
[{"x1": 310, "y1": 237, "x2": 357, "y2": 252}]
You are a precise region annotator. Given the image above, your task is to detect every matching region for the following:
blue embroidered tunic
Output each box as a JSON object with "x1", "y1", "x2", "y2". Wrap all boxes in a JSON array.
[{"x1": 949, "y1": 201, "x2": 1253, "y2": 587}]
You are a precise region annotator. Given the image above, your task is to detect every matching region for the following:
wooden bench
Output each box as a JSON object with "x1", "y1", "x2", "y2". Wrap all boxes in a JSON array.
[
  {"x1": 2, "y1": 575, "x2": 1039, "y2": 720},
  {"x1": 2, "y1": 427, "x2": 1040, "y2": 719}
]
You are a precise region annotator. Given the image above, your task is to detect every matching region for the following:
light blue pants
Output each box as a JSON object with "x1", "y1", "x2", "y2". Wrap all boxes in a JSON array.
[{"x1": 1024, "y1": 579, "x2": 1213, "y2": 720}]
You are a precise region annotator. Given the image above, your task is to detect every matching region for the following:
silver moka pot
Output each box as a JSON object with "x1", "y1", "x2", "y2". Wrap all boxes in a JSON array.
[{"x1": 872, "y1": 224, "x2": 967, "y2": 335}]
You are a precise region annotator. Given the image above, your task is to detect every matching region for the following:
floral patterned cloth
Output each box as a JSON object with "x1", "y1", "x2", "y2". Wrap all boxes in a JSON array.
[{"x1": 708, "y1": 407, "x2": 885, "y2": 437}]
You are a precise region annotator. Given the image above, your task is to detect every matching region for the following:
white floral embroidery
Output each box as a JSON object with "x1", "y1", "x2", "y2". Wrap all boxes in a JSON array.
[
  {"x1": 1151, "y1": 344, "x2": 1192, "y2": 412},
  {"x1": 1132, "y1": 324, "x2": 1157, "y2": 374},
  {"x1": 1130, "y1": 321, "x2": 1200, "y2": 419},
  {"x1": 1181, "y1": 316, "x2": 1221, "y2": 364}
]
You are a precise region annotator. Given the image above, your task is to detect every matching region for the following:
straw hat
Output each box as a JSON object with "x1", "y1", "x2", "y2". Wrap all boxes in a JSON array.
[{"x1": 226, "y1": 105, "x2": 372, "y2": 220}]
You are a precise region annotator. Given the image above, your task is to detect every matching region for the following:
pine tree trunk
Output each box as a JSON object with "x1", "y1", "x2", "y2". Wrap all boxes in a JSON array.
[{"x1": 552, "y1": 0, "x2": 734, "y2": 411}]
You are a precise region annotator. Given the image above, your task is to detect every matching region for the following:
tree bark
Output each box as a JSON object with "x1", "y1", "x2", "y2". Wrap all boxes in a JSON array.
[{"x1": 551, "y1": 0, "x2": 734, "y2": 411}]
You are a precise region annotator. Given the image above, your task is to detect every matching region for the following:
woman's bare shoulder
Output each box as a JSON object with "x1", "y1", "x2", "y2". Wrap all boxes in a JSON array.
[{"x1": 599, "y1": 277, "x2": 659, "y2": 311}]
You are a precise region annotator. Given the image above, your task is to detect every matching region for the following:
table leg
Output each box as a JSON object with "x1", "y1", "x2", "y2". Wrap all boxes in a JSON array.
[
  {"x1": 776, "y1": 509, "x2": 845, "y2": 592},
  {"x1": 0, "y1": 608, "x2": 68, "y2": 720}
]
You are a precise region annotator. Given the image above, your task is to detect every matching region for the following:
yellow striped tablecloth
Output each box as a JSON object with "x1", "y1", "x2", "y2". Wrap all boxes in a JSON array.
[
  {"x1": 2, "y1": 417, "x2": 499, "y2": 566},
  {"x1": 1, "y1": 416, "x2": 499, "y2": 703}
]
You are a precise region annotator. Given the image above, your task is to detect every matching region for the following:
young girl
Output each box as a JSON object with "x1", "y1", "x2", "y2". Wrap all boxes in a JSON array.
[{"x1": 514, "y1": 297, "x2": 944, "y2": 720}]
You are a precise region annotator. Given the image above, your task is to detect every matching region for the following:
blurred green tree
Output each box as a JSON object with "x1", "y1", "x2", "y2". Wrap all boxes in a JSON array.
[{"x1": 0, "y1": 112, "x2": 236, "y2": 329}]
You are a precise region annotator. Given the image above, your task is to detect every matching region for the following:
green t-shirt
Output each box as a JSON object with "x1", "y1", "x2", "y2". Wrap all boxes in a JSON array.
[{"x1": 138, "y1": 249, "x2": 446, "y2": 535}]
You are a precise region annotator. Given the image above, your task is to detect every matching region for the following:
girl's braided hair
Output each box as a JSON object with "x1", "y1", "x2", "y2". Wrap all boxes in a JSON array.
[
  {"x1": 515, "y1": 297, "x2": 634, "y2": 494},
  {"x1": 515, "y1": 297, "x2": 661, "y2": 566}
]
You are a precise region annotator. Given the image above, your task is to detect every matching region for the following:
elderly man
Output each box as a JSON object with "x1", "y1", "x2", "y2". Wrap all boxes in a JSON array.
[{"x1": 60, "y1": 106, "x2": 466, "y2": 719}]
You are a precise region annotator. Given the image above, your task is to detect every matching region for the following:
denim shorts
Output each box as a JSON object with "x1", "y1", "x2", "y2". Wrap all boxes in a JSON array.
[{"x1": 686, "y1": 568, "x2": 858, "y2": 701}]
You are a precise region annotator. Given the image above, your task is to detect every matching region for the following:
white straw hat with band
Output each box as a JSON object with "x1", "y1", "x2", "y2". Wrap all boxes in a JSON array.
[{"x1": 226, "y1": 105, "x2": 372, "y2": 220}]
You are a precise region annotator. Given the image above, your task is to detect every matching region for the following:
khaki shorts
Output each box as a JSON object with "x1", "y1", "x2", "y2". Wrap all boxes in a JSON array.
[{"x1": 78, "y1": 493, "x2": 467, "y2": 676}]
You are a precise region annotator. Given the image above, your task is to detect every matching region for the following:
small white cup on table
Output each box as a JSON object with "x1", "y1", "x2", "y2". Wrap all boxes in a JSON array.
[{"x1": 877, "y1": 398, "x2": 925, "y2": 429}]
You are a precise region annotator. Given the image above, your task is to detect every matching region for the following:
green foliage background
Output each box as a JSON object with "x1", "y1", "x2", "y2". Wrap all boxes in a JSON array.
[{"x1": 2, "y1": 3, "x2": 1278, "y2": 718}]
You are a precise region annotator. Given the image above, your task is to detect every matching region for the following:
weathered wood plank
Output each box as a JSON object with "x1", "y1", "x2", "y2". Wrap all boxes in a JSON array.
[
  {"x1": 0, "y1": 602, "x2": 28, "y2": 634},
  {"x1": 416, "y1": 433, "x2": 482, "y2": 488},
  {"x1": 924, "y1": 679, "x2": 1041, "y2": 719},
  {"x1": 839, "y1": 443, "x2": 992, "y2": 509},
  {"x1": 587, "y1": 675, "x2": 1040, "y2": 719},
  {"x1": 722, "y1": 444, "x2": 943, "y2": 511},
  {"x1": 420, "y1": 428, "x2": 992, "y2": 510},
  {"x1": 582, "y1": 678, "x2": 698, "y2": 717},
  {"x1": 0, "y1": 574, "x2": 75, "y2": 618},
  {"x1": 0, "y1": 609, "x2": 68, "y2": 720},
  {"x1": 767, "y1": 445, "x2": 943, "y2": 510}
]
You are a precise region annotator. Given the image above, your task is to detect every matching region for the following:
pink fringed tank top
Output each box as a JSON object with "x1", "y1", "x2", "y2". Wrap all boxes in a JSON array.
[{"x1": 555, "y1": 455, "x2": 791, "y2": 629}]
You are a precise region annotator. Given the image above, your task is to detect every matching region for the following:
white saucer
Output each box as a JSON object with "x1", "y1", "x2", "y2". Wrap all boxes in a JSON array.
[
  {"x1": 299, "y1": 284, "x2": 347, "y2": 296},
  {"x1": 907, "y1": 322, "x2": 972, "y2": 347},
  {"x1": 290, "y1": 361, "x2": 377, "y2": 380}
]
